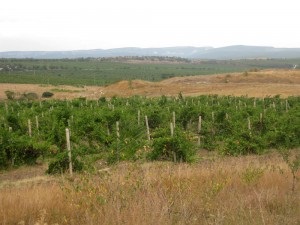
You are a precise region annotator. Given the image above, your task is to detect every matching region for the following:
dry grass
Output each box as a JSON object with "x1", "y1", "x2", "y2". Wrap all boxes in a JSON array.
[
  {"x1": 1, "y1": 69, "x2": 300, "y2": 100},
  {"x1": 0, "y1": 152, "x2": 299, "y2": 225}
]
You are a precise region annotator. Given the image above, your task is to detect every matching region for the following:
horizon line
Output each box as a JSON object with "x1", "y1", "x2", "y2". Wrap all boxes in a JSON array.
[{"x1": 1, "y1": 45, "x2": 300, "y2": 53}]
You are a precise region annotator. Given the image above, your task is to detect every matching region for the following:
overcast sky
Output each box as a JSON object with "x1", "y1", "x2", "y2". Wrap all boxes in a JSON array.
[{"x1": 1, "y1": 0, "x2": 299, "y2": 51}]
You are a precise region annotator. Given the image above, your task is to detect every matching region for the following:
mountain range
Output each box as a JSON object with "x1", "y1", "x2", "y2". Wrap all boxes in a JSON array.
[{"x1": 1, "y1": 45, "x2": 300, "y2": 59}]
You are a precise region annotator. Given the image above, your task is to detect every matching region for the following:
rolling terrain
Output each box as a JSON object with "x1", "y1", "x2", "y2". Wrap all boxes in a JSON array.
[
  {"x1": 1, "y1": 45, "x2": 300, "y2": 59},
  {"x1": 1, "y1": 69, "x2": 300, "y2": 100},
  {"x1": 0, "y1": 67, "x2": 299, "y2": 225}
]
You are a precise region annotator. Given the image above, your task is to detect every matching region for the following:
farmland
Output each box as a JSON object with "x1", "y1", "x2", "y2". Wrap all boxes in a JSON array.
[
  {"x1": 0, "y1": 58, "x2": 300, "y2": 224},
  {"x1": 0, "y1": 57, "x2": 300, "y2": 86},
  {"x1": 1, "y1": 69, "x2": 300, "y2": 101},
  {"x1": 1, "y1": 94, "x2": 300, "y2": 168}
]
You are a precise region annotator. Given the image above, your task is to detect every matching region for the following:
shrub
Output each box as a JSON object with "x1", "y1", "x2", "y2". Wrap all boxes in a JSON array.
[
  {"x1": 0, "y1": 148, "x2": 8, "y2": 169},
  {"x1": 221, "y1": 133, "x2": 266, "y2": 156},
  {"x1": 147, "y1": 110, "x2": 163, "y2": 129},
  {"x1": 99, "y1": 96, "x2": 106, "y2": 103},
  {"x1": 6, "y1": 114, "x2": 21, "y2": 131},
  {"x1": 148, "y1": 130, "x2": 196, "y2": 162},
  {"x1": 1, "y1": 133, "x2": 43, "y2": 167},
  {"x1": 42, "y1": 91, "x2": 54, "y2": 98},
  {"x1": 20, "y1": 92, "x2": 39, "y2": 100},
  {"x1": 46, "y1": 151, "x2": 83, "y2": 174},
  {"x1": 5, "y1": 90, "x2": 15, "y2": 100}
]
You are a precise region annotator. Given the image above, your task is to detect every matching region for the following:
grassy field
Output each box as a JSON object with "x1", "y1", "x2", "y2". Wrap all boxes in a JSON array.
[
  {"x1": 1, "y1": 57, "x2": 299, "y2": 86},
  {"x1": 1, "y1": 58, "x2": 299, "y2": 225},
  {"x1": 0, "y1": 151, "x2": 299, "y2": 225}
]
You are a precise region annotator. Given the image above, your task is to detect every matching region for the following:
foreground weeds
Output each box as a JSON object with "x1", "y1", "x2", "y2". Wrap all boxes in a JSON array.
[{"x1": 0, "y1": 152, "x2": 299, "y2": 225}]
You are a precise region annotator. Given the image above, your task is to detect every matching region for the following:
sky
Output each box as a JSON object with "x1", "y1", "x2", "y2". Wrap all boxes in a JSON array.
[{"x1": 0, "y1": 0, "x2": 300, "y2": 51}]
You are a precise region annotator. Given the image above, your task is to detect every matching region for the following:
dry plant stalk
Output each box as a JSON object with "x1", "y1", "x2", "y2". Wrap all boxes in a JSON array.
[{"x1": 0, "y1": 152, "x2": 299, "y2": 225}]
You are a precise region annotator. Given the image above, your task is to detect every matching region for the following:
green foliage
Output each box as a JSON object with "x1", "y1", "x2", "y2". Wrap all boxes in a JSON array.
[
  {"x1": 279, "y1": 149, "x2": 300, "y2": 191},
  {"x1": 149, "y1": 129, "x2": 196, "y2": 162},
  {"x1": 42, "y1": 91, "x2": 54, "y2": 98},
  {"x1": 241, "y1": 166, "x2": 264, "y2": 185},
  {"x1": 46, "y1": 151, "x2": 83, "y2": 174},
  {"x1": 0, "y1": 130, "x2": 43, "y2": 167},
  {"x1": 0, "y1": 95, "x2": 299, "y2": 171},
  {"x1": 178, "y1": 92, "x2": 184, "y2": 101},
  {"x1": 2, "y1": 58, "x2": 298, "y2": 86},
  {"x1": 221, "y1": 133, "x2": 266, "y2": 156},
  {"x1": 0, "y1": 150, "x2": 7, "y2": 169},
  {"x1": 6, "y1": 114, "x2": 21, "y2": 131},
  {"x1": 20, "y1": 92, "x2": 39, "y2": 100},
  {"x1": 178, "y1": 106, "x2": 198, "y2": 130},
  {"x1": 147, "y1": 111, "x2": 163, "y2": 129},
  {"x1": 98, "y1": 96, "x2": 106, "y2": 103},
  {"x1": 106, "y1": 120, "x2": 147, "y2": 164}
]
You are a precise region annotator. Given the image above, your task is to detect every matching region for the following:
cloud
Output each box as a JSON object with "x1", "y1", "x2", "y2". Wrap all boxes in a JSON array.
[
  {"x1": 0, "y1": 0, "x2": 299, "y2": 51},
  {"x1": 0, "y1": 37, "x2": 65, "y2": 51}
]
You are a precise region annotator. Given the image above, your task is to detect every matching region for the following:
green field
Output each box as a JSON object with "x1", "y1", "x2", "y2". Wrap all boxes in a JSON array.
[{"x1": 1, "y1": 57, "x2": 299, "y2": 86}]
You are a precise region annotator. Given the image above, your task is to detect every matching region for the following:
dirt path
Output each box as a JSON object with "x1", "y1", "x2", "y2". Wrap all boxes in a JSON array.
[{"x1": 0, "y1": 164, "x2": 54, "y2": 188}]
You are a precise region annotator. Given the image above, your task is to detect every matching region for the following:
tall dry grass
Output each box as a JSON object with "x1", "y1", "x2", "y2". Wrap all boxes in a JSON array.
[{"x1": 0, "y1": 152, "x2": 299, "y2": 225}]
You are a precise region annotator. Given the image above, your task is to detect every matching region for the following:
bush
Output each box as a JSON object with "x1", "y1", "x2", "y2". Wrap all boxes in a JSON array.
[
  {"x1": 221, "y1": 133, "x2": 266, "y2": 156},
  {"x1": 42, "y1": 91, "x2": 54, "y2": 98},
  {"x1": 0, "y1": 148, "x2": 8, "y2": 169},
  {"x1": 0, "y1": 132, "x2": 43, "y2": 167},
  {"x1": 99, "y1": 96, "x2": 106, "y2": 103},
  {"x1": 46, "y1": 151, "x2": 83, "y2": 174},
  {"x1": 6, "y1": 114, "x2": 21, "y2": 131},
  {"x1": 147, "y1": 110, "x2": 163, "y2": 129},
  {"x1": 148, "y1": 130, "x2": 196, "y2": 162},
  {"x1": 5, "y1": 90, "x2": 15, "y2": 100},
  {"x1": 20, "y1": 92, "x2": 39, "y2": 100}
]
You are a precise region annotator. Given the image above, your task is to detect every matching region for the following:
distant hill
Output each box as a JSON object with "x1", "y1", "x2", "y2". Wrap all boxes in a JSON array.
[{"x1": 1, "y1": 45, "x2": 300, "y2": 59}]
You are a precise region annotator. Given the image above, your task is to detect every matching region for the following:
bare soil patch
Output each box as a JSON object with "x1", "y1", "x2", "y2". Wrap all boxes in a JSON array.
[{"x1": 0, "y1": 69, "x2": 299, "y2": 100}]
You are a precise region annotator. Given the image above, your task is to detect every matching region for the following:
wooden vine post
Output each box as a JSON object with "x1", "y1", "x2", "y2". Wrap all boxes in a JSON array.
[
  {"x1": 5, "y1": 102, "x2": 8, "y2": 114},
  {"x1": 145, "y1": 116, "x2": 151, "y2": 142},
  {"x1": 138, "y1": 110, "x2": 141, "y2": 126},
  {"x1": 170, "y1": 122, "x2": 174, "y2": 137},
  {"x1": 172, "y1": 111, "x2": 176, "y2": 128},
  {"x1": 35, "y1": 116, "x2": 39, "y2": 135},
  {"x1": 66, "y1": 128, "x2": 73, "y2": 176},
  {"x1": 198, "y1": 116, "x2": 202, "y2": 146},
  {"x1": 116, "y1": 121, "x2": 120, "y2": 140},
  {"x1": 28, "y1": 119, "x2": 32, "y2": 137},
  {"x1": 116, "y1": 121, "x2": 120, "y2": 161},
  {"x1": 247, "y1": 118, "x2": 251, "y2": 131},
  {"x1": 247, "y1": 117, "x2": 252, "y2": 136}
]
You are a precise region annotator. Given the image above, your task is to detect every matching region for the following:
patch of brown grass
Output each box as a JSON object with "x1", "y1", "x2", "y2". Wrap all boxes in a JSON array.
[
  {"x1": 1, "y1": 69, "x2": 300, "y2": 100},
  {"x1": 0, "y1": 153, "x2": 299, "y2": 224}
]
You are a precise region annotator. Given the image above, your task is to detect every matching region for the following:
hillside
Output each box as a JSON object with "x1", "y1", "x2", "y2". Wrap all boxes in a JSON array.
[
  {"x1": 1, "y1": 45, "x2": 300, "y2": 59},
  {"x1": 1, "y1": 69, "x2": 299, "y2": 100}
]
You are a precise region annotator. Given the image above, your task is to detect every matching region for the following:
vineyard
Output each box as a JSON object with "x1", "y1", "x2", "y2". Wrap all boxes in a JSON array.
[
  {"x1": 1, "y1": 95, "x2": 299, "y2": 172},
  {"x1": 1, "y1": 57, "x2": 300, "y2": 86}
]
